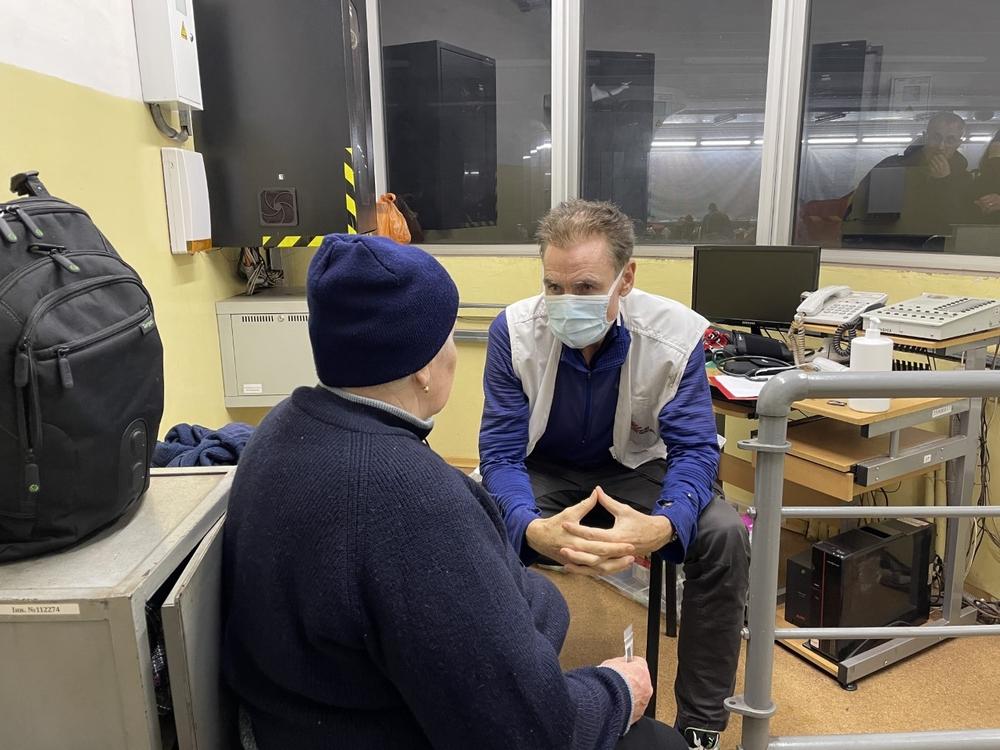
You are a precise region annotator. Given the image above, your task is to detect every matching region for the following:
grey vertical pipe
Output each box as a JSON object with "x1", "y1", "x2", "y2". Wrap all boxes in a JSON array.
[
  {"x1": 888, "y1": 429, "x2": 901, "y2": 458},
  {"x1": 944, "y1": 347, "x2": 987, "y2": 622},
  {"x1": 739, "y1": 412, "x2": 790, "y2": 750}
]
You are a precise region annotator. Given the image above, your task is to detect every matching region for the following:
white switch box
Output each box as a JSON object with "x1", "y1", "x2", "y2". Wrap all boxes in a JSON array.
[
  {"x1": 132, "y1": 0, "x2": 203, "y2": 108},
  {"x1": 162, "y1": 148, "x2": 212, "y2": 254}
]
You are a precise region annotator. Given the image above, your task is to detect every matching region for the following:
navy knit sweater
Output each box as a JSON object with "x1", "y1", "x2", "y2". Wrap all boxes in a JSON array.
[{"x1": 222, "y1": 386, "x2": 631, "y2": 749}]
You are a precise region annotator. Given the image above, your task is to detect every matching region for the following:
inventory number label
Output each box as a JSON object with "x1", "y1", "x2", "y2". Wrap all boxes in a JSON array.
[{"x1": 0, "y1": 603, "x2": 80, "y2": 616}]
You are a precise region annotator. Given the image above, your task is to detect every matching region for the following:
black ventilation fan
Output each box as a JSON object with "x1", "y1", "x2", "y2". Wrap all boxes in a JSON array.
[{"x1": 259, "y1": 188, "x2": 299, "y2": 226}]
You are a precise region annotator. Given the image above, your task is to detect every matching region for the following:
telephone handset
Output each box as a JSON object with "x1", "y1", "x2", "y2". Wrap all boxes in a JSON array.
[{"x1": 796, "y1": 286, "x2": 888, "y2": 326}]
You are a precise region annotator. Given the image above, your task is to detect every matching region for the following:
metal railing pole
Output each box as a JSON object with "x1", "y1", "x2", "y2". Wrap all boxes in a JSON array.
[
  {"x1": 729, "y1": 411, "x2": 789, "y2": 750},
  {"x1": 729, "y1": 369, "x2": 1000, "y2": 750}
]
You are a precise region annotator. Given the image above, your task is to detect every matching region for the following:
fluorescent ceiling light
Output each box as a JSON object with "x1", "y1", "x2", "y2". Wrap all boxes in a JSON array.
[
  {"x1": 881, "y1": 55, "x2": 987, "y2": 64},
  {"x1": 968, "y1": 135, "x2": 993, "y2": 143},
  {"x1": 684, "y1": 56, "x2": 767, "y2": 65},
  {"x1": 530, "y1": 148, "x2": 538, "y2": 154},
  {"x1": 523, "y1": 155, "x2": 532, "y2": 160},
  {"x1": 652, "y1": 140, "x2": 698, "y2": 147},
  {"x1": 807, "y1": 137, "x2": 858, "y2": 145},
  {"x1": 861, "y1": 135, "x2": 913, "y2": 144},
  {"x1": 700, "y1": 139, "x2": 752, "y2": 146},
  {"x1": 754, "y1": 138, "x2": 765, "y2": 145},
  {"x1": 537, "y1": 143, "x2": 552, "y2": 150}
]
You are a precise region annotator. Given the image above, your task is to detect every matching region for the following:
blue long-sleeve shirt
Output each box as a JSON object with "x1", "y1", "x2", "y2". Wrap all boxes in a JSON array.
[{"x1": 479, "y1": 310, "x2": 720, "y2": 564}]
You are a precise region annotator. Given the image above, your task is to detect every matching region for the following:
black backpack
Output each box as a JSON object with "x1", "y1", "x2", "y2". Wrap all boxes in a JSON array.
[{"x1": 0, "y1": 171, "x2": 164, "y2": 561}]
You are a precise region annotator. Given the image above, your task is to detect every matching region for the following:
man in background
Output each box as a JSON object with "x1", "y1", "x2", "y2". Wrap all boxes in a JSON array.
[
  {"x1": 841, "y1": 111, "x2": 972, "y2": 250},
  {"x1": 700, "y1": 203, "x2": 733, "y2": 240}
]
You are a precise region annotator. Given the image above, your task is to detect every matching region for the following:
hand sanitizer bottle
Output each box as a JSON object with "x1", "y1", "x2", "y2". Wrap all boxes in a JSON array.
[{"x1": 848, "y1": 317, "x2": 893, "y2": 413}]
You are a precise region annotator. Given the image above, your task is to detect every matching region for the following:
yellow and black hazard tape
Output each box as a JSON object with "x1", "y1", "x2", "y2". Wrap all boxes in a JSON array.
[
  {"x1": 260, "y1": 146, "x2": 360, "y2": 247},
  {"x1": 345, "y1": 146, "x2": 358, "y2": 235},
  {"x1": 260, "y1": 234, "x2": 327, "y2": 248}
]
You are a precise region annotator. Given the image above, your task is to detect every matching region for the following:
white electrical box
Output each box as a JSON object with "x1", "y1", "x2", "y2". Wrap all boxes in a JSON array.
[
  {"x1": 216, "y1": 289, "x2": 317, "y2": 407},
  {"x1": 162, "y1": 148, "x2": 212, "y2": 254},
  {"x1": 132, "y1": 0, "x2": 203, "y2": 108}
]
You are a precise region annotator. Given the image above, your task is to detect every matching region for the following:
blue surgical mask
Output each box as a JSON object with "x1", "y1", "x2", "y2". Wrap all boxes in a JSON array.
[{"x1": 544, "y1": 268, "x2": 625, "y2": 349}]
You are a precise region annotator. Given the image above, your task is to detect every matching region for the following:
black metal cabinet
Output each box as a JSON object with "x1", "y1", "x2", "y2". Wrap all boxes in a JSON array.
[
  {"x1": 582, "y1": 50, "x2": 655, "y2": 227},
  {"x1": 194, "y1": 0, "x2": 377, "y2": 247},
  {"x1": 384, "y1": 41, "x2": 497, "y2": 231}
]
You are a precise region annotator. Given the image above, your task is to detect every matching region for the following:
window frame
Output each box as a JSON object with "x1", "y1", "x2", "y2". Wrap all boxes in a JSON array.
[{"x1": 366, "y1": 0, "x2": 1000, "y2": 273}]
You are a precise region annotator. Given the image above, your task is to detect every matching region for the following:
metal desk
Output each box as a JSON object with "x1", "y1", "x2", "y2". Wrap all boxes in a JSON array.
[{"x1": 713, "y1": 326, "x2": 1000, "y2": 687}]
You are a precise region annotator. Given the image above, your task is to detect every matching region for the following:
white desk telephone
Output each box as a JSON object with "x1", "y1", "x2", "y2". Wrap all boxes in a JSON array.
[{"x1": 797, "y1": 286, "x2": 889, "y2": 326}]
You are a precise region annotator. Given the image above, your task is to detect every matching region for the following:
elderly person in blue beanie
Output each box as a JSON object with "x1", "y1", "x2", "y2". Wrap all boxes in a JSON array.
[{"x1": 221, "y1": 234, "x2": 686, "y2": 750}]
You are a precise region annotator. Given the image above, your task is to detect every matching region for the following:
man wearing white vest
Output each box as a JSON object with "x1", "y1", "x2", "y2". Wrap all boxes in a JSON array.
[{"x1": 479, "y1": 200, "x2": 750, "y2": 750}]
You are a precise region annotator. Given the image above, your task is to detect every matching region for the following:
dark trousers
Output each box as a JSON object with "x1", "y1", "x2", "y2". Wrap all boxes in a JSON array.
[
  {"x1": 615, "y1": 717, "x2": 688, "y2": 750},
  {"x1": 526, "y1": 455, "x2": 751, "y2": 733}
]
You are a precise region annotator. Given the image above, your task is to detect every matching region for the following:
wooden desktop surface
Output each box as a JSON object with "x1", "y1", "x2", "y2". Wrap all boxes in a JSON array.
[
  {"x1": 793, "y1": 396, "x2": 957, "y2": 425},
  {"x1": 711, "y1": 390, "x2": 957, "y2": 427}
]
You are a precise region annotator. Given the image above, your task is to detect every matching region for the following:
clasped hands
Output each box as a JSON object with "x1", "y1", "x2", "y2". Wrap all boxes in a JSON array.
[{"x1": 525, "y1": 487, "x2": 673, "y2": 576}]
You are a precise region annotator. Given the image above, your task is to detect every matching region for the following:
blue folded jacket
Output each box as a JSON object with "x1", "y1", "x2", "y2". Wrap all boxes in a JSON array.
[{"x1": 152, "y1": 422, "x2": 255, "y2": 468}]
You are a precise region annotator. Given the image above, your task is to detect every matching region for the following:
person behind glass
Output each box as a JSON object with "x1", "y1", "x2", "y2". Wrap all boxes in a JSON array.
[
  {"x1": 969, "y1": 130, "x2": 1000, "y2": 222},
  {"x1": 841, "y1": 111, "x2": 972, "y2": 249},
  {"x1": 700, "y1": 203, "x2": 734, "y2": 240},
  {"x1": 479, "y1": 200, "x2": 751, "y2": 750},
  {"x1": 221, "y1": 234, "x2": 687, "y2": 750}
]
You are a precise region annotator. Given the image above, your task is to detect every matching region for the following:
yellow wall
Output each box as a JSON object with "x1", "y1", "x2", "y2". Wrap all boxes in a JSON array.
[{"x1": 0, "y1": 63, "x2": 246, "y2": 435}]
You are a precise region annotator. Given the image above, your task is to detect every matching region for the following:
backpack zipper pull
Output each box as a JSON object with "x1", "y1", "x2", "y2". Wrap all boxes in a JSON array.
[
  {"x1": 13, "y1": 207, "x2": 44, "y2": 239},
  {"x1": 0, "y1": 211, "x2": 17, "y2": 243},
  {"x1": 24, "y1": 452, "x2": 40, "y2": 494},
  {"x1": 51, "y1": 248, "x2": 80, "y2": 273},
  {"x1": 14, "y1": 346, "x2": 31, "y2": 388},
  {"x1": 57, "y1": 348, "x2": 74, "y2": 389},
  {"x1": 29, "y1": 244, "x2": 80, "y2": 272}
]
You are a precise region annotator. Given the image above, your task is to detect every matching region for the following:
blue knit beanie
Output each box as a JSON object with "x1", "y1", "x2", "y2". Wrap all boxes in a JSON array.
[{"x1": 307, "y1": 234, "x2": 459, "y2": 387}]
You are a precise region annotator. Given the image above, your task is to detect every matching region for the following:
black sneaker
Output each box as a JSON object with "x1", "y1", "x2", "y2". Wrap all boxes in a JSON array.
[{"x1": 683, "y1": 727, "x2": 721, "y2": 749}]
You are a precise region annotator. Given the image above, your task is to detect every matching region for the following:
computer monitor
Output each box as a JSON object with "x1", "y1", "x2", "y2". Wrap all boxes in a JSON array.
[{"x1": 691, "y1": 245, "x2": 821, "y2": 329}]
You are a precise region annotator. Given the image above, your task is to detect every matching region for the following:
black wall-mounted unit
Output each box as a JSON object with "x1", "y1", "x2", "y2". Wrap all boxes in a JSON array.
[
  {"x1": 194, "y1": 0, "x2": 377, "y2": 247},
  {"x1": 384, "y1": 41, "x2": 498, "y2": 231},
  {"x1": 582, "y1": 50, "x2": 655, "y2": 227}
]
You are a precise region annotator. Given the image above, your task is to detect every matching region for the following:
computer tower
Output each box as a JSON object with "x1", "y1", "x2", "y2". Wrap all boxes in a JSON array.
[
  {"x1": 582, "y1": 50, "x2": 655, "y2": 228},
  {"x1": 383, "y1": 41, "x2": 497, "y2": 231},
  {"x1": 810, "y1": 519, "x2": 932, "y2": 662},
  {"x1": 784, "y1": 550, "x2": 813, "y2": 626},
  {"x1": 193, "y1": 0, "x2": 377, "y2": 247}
]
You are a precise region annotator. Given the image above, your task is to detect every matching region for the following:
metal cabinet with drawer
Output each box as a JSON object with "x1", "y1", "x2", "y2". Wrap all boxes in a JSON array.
[{"x1": 0, "y1": 469, "x2": 232, "y2": 750}]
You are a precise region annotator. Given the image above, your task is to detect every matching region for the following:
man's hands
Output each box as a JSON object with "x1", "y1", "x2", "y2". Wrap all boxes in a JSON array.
[
  {"x1": 525, "y1": 489, "x2": 636, "y2": 576},
  {"x1": 927, "y1": 153, "x2": 952, "y2": 179},
  {"x1": 525, "y1": 487, "x2": 674, "y2": 576},
  {"x1": 600, "y1": 656, "x2": 652, "y2": 727},
  {"x1": 562, "y1": 487, "x2": 674, "y2": 557}
]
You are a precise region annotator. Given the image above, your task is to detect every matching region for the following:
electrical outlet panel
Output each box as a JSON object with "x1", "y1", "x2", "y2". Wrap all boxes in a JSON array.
[{"x1": 132, "y1": 0, "x2": 203, "y2": 108}]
